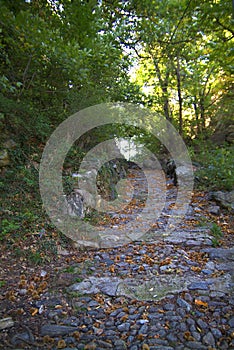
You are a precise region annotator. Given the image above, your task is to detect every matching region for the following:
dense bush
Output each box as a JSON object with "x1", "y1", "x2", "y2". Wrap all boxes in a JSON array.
[{"x1": 192, "y1": 144, "x2": 234, "y2": 191}]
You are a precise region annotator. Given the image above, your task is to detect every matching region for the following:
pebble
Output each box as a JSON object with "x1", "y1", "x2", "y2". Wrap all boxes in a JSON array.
[
  {"x1": 117, "y1": 322, "x2": 131, "y2": 332},
  {"x1": 203, "y1": 331, "x2": 216, "y2": 346},
  {"x1": 196, "y1": 319, "x2": 208, "y2": 330},
  {"x1": 176, "y1": 297, "x2": 191, "y2": 311},
  {"x1": 229, "y1": 317, "x2": 234, "y2": 327},
  {"x1": 188, "y1": 282, "x2": 209, "y2": 290}
]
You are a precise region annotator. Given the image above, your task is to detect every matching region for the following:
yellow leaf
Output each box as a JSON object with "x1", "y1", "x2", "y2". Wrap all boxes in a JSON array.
[
  {"x1": 57, "y1": 339, "x2": 66, "y2": 349},
  {"x1": 142, "y1": 344, "x2": 150, "y2": 350},
  {"x1": 30, "y1": 307, "x2": 38, "y2": 316},
  {"x1": 194, "y1": 299, "x2": 208, "y2": 308},
  {"x1": 191, "y1": 266, "x2": 202, "y2": 272},
  {"x1": 109, "y1": 265, "x2": 115, "y2": 273}
]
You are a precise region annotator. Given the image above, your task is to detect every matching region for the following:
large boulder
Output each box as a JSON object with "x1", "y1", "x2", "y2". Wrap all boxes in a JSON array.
[
  {"x1": 210, "y1": 190, "x2": 234, "y2": 210},
  {"x1": 210, "y1": 120, "x2": 234, "y2": 145},
  {"x1": 176, "y1": 165, "x2": 193, "y2": 181}
]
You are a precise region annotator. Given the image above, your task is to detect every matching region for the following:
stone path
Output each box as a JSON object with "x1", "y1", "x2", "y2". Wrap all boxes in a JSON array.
[
  {"x1": 18, "y1": 238, "x2": 233, "y2": 350},
  {"x1": 0, "y1": 170, "x2": 233, "y2": 349}
]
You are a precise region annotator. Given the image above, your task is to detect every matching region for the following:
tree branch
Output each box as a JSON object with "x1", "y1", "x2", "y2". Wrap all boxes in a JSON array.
[
  {"x1": 168, "y1": 0, "x2": 193, "y2": 44},
  {"x1": 215, "y1": 18, "x2": 234, "y2": 36}
]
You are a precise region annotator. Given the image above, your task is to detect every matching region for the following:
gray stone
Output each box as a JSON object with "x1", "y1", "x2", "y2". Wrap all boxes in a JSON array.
[
  {"x1": 97, "y1": 340, "x2": 113, "y2": 348},
  {"x1": 216, "y1": 262, "x2": 234, "y2": 272},
  {"x1": 137, "y1": 319, "x2": 149, "y2": 324},
  {"x1": 117, "y1": 322, "x2": 131, "y2": 332},
  {"x1": 129, "y1": 346, "x2": 138, "y2": 350},
  {"x1": 114, "y1": 339, "x2": 127, "y2": 348},
  {"x1": 150, "y1": 347, "x2": 174, "y2": 350},
  {"x1": 185, "y1": 341, "x2": 206, "y2": 349},
  {"x1": 177, "y1": 297, "x2": 191, "y2": 311},
  {"x1": 184, "y1": 293, "x2": 193, "y2": 302},
  {"x1": 164, "y1": 303, "x2": 175, "y2": 311},
  {"x1": 40, "y1": 324, "x2": 77, "y2": 336},
  {"x1": 179, "y1": 322, "x2": 187, "y2": 332},
  {"x1": 110, "y1": 309, "x2": 121, "y2": 317},
  {"x1": 0, "y1": 317, "x2": 14, "y2": 330},
  {"x1": 99, "y1": 281, "x2": 119, "y2": 296},
  {"x1": 210, "y1": 190, "x2": 234, "y2": 210},
  {"x1": 196, "y1": 319, "x2": 208, "y2": 330},
  {"x1": 166, "y1": 333, "x2": 178, "y2": 342},
  {"x1": 205, "y1": 261, "x2": 215, "y2": 270},
  {"x1": 105, "y1": 329, "x2": 118, "y2": 336},
  {"x1": 138, "y1": 324, "x2": 148, "y2": 334},
  {"x1": 205, "y1": 248, "x2": 234, "y2": 260},
  {"x1": 203, "y1": 331, "x2": 215, "y2": 346},
  {"x1": 192, "y1": 331, "x2": 201, "y2": 341},
  {"x1": 211, "y1": 327, "x2": 222, "y2": 338},
  {"x1": 207, "y1": 205, "x2": 220, "y2": 215},
  {"x1": 188, "y1": 282, "x2": 208, "y2": 290},
  {"x1": 186, "y1": 318, "x2": 195, "y2": 326},
  {"x1": 201, "y1": 269, "x2": 213, "y2": 275},
  {"x1": 229, "y1": 317, "x2": 234, "y2": 327},
  {"x1": 88, "y1": 300, "x2": 99, "y2": 307},
  {"x1": 11, "y1": 331, "x2": 34, "y2": 346}
]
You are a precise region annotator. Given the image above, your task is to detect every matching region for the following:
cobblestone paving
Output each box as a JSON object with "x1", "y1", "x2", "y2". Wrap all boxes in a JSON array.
[{"x1": 0, "y1": 170, "x2": 233, "y2": 349}]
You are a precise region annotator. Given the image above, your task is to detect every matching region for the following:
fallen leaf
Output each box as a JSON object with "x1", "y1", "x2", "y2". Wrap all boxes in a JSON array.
[
  {"x1": 142, "y1": 344, "x2": 150, "y2": 350},
  {"x1": 194, "y1": 299, "x2": 208, "y2": 308},
  {"x1": 191, "y1": 266, "x2": 202, "y2": 272},
  {"x1": 57, "y1": 339, "x2": 66, "y2": 349},
  {"x1": 109, "y1": 265, "x2": 115, "y2": 273},
  {"x1": 30, "y1": 307, "x2": 38, "y2": 316},
  {"x1": 184, "y1": 331, "x2": 194, "y2": 341},
  {"x1": 159, "y1": 258, "x2": 171, "y2": 266}
]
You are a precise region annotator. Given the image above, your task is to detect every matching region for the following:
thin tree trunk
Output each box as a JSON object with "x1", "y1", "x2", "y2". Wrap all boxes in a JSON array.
[
  {"x1": 175, "y1": 58, "x2": 183, "y2": 134},
  {"x1": 193, "y1": 96, "x2": 200, "y2": 135},
  {"x1": 153, "y1": 57, "x2": 172, "y2": 121},
  {"x1": 199, "y1": 92, "x2": 206, "y2": 131}
]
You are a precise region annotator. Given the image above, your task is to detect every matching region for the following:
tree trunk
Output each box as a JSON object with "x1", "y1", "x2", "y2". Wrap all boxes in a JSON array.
[
  {"x1": 193, "y1": 96, "x2": 200, "y2": 135},
  {"x1": 199, "y1": 92, "x2": 206, "y2": 131},
  {"x1": 153, "y1": 57, "x2": 172, "y2": 122},
  {"x1": 175, "y1": 58, "x2": 183, "y2": 134}
]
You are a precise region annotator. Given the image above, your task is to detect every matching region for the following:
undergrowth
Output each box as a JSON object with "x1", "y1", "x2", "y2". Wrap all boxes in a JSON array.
[{"x1": 191, "y1": 143, "x2": 233, "y2": 191}]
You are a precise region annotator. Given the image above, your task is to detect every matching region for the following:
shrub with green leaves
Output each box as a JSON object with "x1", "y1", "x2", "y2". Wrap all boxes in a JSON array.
[{"x1": 194, "y1": 145, "x2": 234, "y2": 191}]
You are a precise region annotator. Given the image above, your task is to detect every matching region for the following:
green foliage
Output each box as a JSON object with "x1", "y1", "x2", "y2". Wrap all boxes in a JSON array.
[
  {"x1": 196, "y1": 219, "x2": 223, "y2": 247},
  {"x1": 0, "y1": 0, "x2": 233, "y2": 261},
  {"x1": 27, "y1": 250, "x2": 44, "y2": 265},
  {"x1": 63, "y1": 266, "x2": 76, "y2": 273},
  {"x1": 74, "y1": 277, "x2": 84, "y2": 283},
  {"x1": 0, "y1": 281, "x2": 6, "y2": 288},
  {"x1": 210, "y1": 223, "x2": 223, "y2": 247},
  {"x1": 1, "y1": 218, "x2": 20, "y2": 233},
  {"x1": 210, "y1": 223, "x2": 223, "y2": 238},
  {"x1": 127, "y1": 0, "x2": 233, "y2": 137},
  {"x1": 193, "y1": 144, "x2": 234, "y2": 191}
]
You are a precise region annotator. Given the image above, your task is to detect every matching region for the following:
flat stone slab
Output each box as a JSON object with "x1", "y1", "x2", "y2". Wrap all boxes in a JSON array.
[
  {"x1": 41, "y1": 324, "x2": 78, "y2": 336},
  {"x1": 162, "y1": 230, "x2": 213, "y2": 246},
  {"x1": 203, "y1": 247, "x2": 234, "y2": 260},
  {"x1": 68, "y1": 273, "x2": 233, "y2": 301}
]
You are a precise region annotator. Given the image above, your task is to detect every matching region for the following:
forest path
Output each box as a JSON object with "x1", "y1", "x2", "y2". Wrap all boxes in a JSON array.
[{"x1": 0, "y1": 170, "x2": 233, "y2": 349}]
